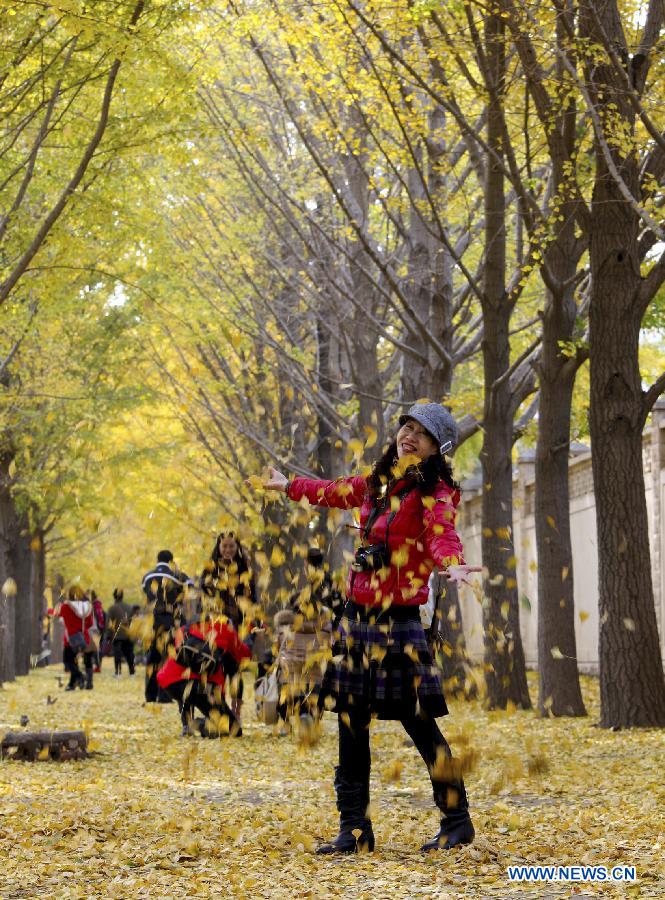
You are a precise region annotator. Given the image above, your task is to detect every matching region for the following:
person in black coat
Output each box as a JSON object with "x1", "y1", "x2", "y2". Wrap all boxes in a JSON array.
[
  {"x1": 142, "y1": 550, "x2": 188, "y2": 702},
  {"x1": 106, "y1": 588, "x2": 135, "y2": 677},
  {"x1": 200, "y1": 532, "x2": 256, "y2": 628}
]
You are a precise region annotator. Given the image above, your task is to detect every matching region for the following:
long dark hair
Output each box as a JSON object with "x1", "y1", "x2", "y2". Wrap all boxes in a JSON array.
[
  {"x1": 210, "y1": 531, "x2": 249, "y2": 574},
  {"x1": 367, "y1": 440, "x2": 459, "y2": 501}
]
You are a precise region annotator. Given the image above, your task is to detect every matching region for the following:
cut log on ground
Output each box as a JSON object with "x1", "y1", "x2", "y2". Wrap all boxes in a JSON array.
[{"x1": 1, "y1": 730, "x2": 88, "y2": 761}]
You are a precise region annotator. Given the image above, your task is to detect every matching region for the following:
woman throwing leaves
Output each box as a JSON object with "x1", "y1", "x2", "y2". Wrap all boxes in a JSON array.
[{"x1": 254, "y1": 403, "x2": 479, "y2": 854}]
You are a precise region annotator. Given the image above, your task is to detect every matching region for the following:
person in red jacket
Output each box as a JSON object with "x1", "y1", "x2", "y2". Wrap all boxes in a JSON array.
[
  {"x1": 49, "y1": 586, "x2": 96, "y2": 690},
  {"x1": 257, "y1": 403, "x2": 480, "y2": 855},
  {"x1": 157, "y1": 617, "x2": 251, "y2": 737}
]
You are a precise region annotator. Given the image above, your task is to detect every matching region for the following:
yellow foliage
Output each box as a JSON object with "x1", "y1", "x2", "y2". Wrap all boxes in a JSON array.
[{"x1": 1, "y1": 668, "x2": 662, "y2": 896}]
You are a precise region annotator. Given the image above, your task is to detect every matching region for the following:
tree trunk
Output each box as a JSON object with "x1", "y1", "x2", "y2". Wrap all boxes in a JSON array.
[
  {"x1": 480, "y1": 12, "x2": 531, "y2": 709},
  {"x1": 581, "y1": 0, "x2": 665, "y2": 727},
  {"x1": 30, "y1": 528, "x2": 45, "y2": 658},
  {"x1": 13, "y1": 519, "x2": 32, "y2": 676},
  {"x1": 588, "y1": 187, "x2": 665, "y2": 726},
  {"x1": 1, "y1": 730, "x2": 88, "y2": 761},
  {"x1": 401, "y1": 113, "x2": 455, "y2": 404},
  {"x1": 0, "y1": 452, "x2": 17, "y2": 685},
  {"x1": 400, "y1": 156, "x2": 431, "y2": 403},
  {"x1": 535, "y1": 337, "x2": 586, "y2": 716},
  {"x1": 535, "y1": 4, "x2": 586, "y2": 717}
]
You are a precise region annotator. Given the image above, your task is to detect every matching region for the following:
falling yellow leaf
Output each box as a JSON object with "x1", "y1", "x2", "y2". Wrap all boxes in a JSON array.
[
  {"x1": 1, "y1": 578, "x2": 17, "y2": 598},
  {"x1": 390, "y1": 545, "x2": 409, "y2": 567},
  {"x1": 384, "y1": 759, "x2": 403, "y2": 782},
  {"x1": 270, "y1": 546, "x2": 286, "y2": 566},
  {"x1": 246, "y1": 474, "x2": 266, "y2": 492},
  {"x1": 347, "y1": 438, "x2": 364, "y2": 458},
  {"x1": 363, "y1": 426, "x2": 377, "y2": 448}
]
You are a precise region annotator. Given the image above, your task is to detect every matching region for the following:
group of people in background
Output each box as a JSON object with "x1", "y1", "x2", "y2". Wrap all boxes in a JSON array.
[
  {"x1": 143, "y1": 536, "x2": 254, "y2": 736},
  {"x1": 49, "y1": 529, "x2": 338, "y2": 737},
  {"x1": 48, "y1": 587, "x2": 137, "y2": 690},
  {"x1": 50, "y1": 401, "x2": 482, "y2": 855}
]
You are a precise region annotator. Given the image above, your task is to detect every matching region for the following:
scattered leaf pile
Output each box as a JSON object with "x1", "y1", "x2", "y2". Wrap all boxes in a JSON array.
[{"x1": 0, "y1": 668, "x2": 663, "y2": 898}]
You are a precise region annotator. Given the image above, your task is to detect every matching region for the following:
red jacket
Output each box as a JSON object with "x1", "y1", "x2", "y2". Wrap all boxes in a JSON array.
[
  {"x1": 157, "y1": 620, "x2": 251, "y2": 689},
  {"x1": 288, "y1": 475, "x2": 464, "y2": 607},
  {"x1": 49, "y1": 601, "x2": 94, "y2": 648}
]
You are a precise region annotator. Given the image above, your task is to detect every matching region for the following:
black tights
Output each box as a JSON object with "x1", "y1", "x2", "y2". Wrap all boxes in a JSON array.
[
  {"x1": 338, "y1": 704, "x2": 466, "y2": 812},
  {"x1": 64, "y1": 645, "x2": 95, "y2": 687},
  {"x1": 113, "y1": 639, "x2": 135, "y2": 675}
]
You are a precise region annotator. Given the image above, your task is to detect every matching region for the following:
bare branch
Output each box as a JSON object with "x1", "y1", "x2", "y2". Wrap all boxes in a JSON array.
[{"x1": 641, "y1": 372, "x2": 665, "y2": 428}]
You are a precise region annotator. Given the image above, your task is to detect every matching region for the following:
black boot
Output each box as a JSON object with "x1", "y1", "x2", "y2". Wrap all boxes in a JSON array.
[
  {"x1": 84, "y1": 669, "x2": 93, "y2": 690},
  {"x1": 421, "y1": 782, "x2": 475, "y2": 851},
  {"x1": 316, "y1": 767, "x2": 374, "y2": 854},
  {"x1": 67, "y1": 671, "x2": 85, "y2": 690}
]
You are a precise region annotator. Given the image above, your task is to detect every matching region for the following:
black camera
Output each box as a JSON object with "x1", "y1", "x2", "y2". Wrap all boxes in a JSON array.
[{"x1": 351, "y1": 542, "x2": 390, "y2": 573}]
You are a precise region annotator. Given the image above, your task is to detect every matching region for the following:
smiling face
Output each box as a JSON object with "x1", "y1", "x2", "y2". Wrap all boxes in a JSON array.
[
  {"x1": 219, "y1": 534, "x2": 238, "y2": 562},
  {"x1": 396, "y1": 418, "x2": 438, "y2": 461}
]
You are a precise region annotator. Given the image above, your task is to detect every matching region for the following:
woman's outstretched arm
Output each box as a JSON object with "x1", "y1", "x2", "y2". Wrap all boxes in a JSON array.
[{"x1": 257, "y1": 467, "x2": 367, "y2": 510}]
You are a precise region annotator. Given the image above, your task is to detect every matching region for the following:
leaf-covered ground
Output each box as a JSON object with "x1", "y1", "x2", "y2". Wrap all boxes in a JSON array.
[{"x1": 0, "y1": 668, "x2": 663, "y2": 898}]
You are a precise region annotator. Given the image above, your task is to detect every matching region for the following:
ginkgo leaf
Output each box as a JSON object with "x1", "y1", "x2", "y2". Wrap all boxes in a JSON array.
[
  {"x1": 384, "y1": 759, "x2": 403, "y2": 782},
  {"x1": 2, "y1": 578, "x2": 17, "y2": 598},
  {"x1": 270, "y1": 546, "x2": 286, "y2": 566},
  {"x1": 363, "y1": 426, "x2": 378, "y2": 448}
]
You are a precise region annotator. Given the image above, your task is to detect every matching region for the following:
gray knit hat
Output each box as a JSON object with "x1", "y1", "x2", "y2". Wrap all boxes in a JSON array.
[{"x1": 398, "y1": 403, "x2": 458, "y2": 454}]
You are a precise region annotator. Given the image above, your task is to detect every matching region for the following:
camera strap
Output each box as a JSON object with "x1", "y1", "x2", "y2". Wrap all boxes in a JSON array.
[
  {"x1": 349, "y1": 482, "x2": 415, "y2": 603},
  {"x1": 362, "y1": 481, "x2": 416, "y2": 544}
]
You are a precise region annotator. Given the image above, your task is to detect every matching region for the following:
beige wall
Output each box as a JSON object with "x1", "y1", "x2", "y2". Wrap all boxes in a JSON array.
[{"x1": 456, "y1": 404, "x2": 665, "y2": 674}]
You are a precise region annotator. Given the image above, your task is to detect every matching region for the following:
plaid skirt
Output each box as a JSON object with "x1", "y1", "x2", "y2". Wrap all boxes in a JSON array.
[{"x1": 320, "y1": 602, "x2": 448, "y2": 720}]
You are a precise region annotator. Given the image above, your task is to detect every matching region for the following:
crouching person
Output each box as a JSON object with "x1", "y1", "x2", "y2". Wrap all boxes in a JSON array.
[{"x1": 157, "y1": 617, "x2": 251, "y2": 737}]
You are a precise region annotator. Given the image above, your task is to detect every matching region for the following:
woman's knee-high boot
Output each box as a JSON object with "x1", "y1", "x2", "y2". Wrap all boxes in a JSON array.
[
  {"x1": 316, "y1": 767, "x2": 375, "y2": 854},
  {"x1": 421, "y1": 779, "x2": 475, "y2": 851}
]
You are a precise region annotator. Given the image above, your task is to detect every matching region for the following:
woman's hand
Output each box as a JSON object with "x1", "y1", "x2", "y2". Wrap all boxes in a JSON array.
[
  {"x1": 443, "y1": 564, "x2": 482, "y2": 586},
  {"x1": 246, "y1": 466, "x2": 289, "y2": 493}
]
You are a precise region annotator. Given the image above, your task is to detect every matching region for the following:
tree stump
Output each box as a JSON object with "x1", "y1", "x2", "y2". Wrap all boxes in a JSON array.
[{"x1": 1, "y1": 730, "x2": 88, "y2": 761}]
